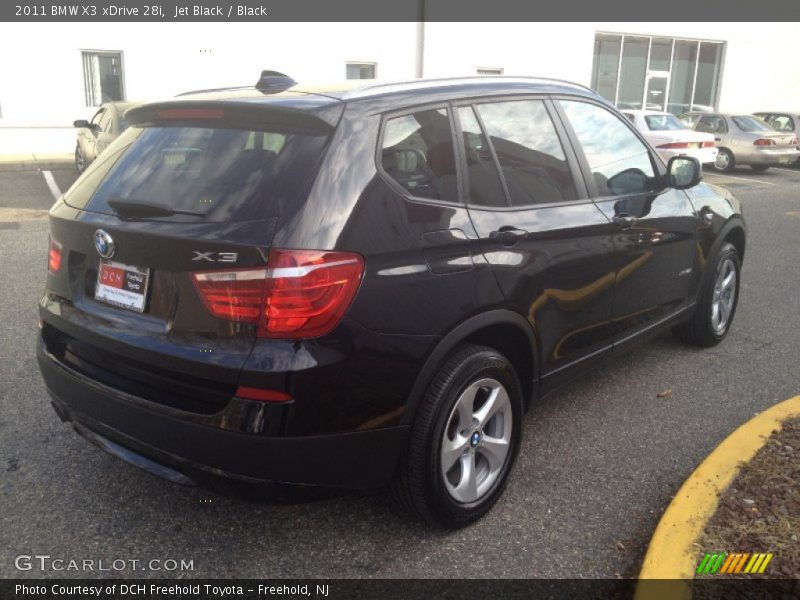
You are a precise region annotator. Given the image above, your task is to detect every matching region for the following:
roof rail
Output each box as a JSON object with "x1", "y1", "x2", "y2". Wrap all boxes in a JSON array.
[{"x1": 342, "y1": 75, "x2": 596, "y2": 99}]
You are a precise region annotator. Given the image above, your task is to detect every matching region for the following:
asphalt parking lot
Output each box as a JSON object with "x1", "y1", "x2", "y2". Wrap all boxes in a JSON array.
[{"x1": 1, "y1": 164, "x2": 799, "y2": 579}]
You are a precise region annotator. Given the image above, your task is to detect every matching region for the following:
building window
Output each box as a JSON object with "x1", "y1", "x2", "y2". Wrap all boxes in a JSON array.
[
  {"x1": 591, "y1": 33, "x2": 724, "y2": 115},
  {"x1": 477, "y1": 68, "x2": 504, "y2": 75},
  {"x1": 346, "y1": 62, "x2": 377, "y2": 79},
  {"x1": 82, "y1": 51, "x2": 125, "y2": 107}
]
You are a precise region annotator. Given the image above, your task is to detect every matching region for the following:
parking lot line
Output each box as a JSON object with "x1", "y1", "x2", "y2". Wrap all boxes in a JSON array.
[
  {"x1": 42, "y1": 170, "x2": 62, "y2": 200},
  {"x1": 705, "y1": 173, "x2": 775, "y2": 186}
]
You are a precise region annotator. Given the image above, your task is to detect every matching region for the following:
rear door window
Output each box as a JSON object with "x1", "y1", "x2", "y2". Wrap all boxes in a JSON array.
[
  {"x1": 474, "y1": 99, "x2": 577, "y2": 206},
  {"x1": 644, "y1": 114, "x2": 685, "y2": 131},
  {"x1": 380, "y1": 108, "x2": 458, "y2": 203},
  {"x1": 63, "y1": 123, "x2": 331, "y2": 222},
  {"x1": 732, "y1": 116, "x2": 771, "y2": 132},
  {"x1": 457, "y1": 106, "x2": 507, "y2": 208},
  {"x1": 696, "y1": 115, "x2": 727, "y2": 134}
]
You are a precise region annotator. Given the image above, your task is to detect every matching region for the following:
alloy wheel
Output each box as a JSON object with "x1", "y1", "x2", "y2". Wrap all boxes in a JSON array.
[
  {"x1": 714, "y1": 151, "x2": 730, "y2": 171},
  {"x1": 440, "y1": 378, "x2": 513, "y2": 504},
  {"x1": 711, "y1": 257, "x2": 737, "y2": 334},
  {"x1": 75, "y1": 147, "x2": 85, "y2": 173}
]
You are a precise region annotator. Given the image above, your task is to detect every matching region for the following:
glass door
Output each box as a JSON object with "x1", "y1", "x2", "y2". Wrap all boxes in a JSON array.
[{"x1": 644, "y1": 72, "x2": 669, "y2": 111}]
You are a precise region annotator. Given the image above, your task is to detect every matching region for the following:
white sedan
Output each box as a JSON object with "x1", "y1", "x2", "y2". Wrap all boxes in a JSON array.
[{"x1": 621, "y1": 110, "x2": 718, "y2": 165}]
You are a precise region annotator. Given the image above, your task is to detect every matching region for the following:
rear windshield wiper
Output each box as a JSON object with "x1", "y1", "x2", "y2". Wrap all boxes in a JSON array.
[{"x1": 107, "y1": 198, "x2": 206, "y2": 218}]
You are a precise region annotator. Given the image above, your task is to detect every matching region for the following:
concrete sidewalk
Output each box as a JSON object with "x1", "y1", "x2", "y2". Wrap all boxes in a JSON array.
[{"x1": 0, "y1": 153, "x2": 73, "y2": 172}]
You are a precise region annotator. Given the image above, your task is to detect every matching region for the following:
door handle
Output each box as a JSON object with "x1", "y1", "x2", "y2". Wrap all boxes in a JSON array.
[
  {"x1": 489, "y1": 226, "x2": 528, "y2": 246},
  {"x1": 714, "y1": 137, "x2": 722, "y2": 142},
  {"x1": 613, "y1": 214, "x2": 638, "y2": 230}
]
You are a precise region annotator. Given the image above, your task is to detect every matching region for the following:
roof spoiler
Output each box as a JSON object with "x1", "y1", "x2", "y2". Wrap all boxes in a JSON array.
[
  {"x1": 125, "y1": 100, "x2": 334, "y2": 134},
  {"x1": 255, "y1": 70, "x2": 297, "y2": 93}
]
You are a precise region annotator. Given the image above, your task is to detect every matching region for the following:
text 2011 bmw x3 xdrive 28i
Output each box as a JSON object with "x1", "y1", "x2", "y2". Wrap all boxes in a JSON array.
[{"x1": 38, "y1": 72, "x2": 745, "y2": 528}]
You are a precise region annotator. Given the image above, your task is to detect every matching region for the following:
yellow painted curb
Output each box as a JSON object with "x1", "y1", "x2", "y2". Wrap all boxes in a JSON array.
[{"x1": 635, "y1": 395, "x2": 800, "y2": 599}]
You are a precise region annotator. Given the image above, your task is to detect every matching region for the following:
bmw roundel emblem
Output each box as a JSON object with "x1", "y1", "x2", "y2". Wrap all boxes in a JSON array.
[
  {"x1": 470, "y1": 431, "x2": 481, "y2": 447},
  {"x1": 94, "y1": 229, "x2": 115, "y2": 259}
]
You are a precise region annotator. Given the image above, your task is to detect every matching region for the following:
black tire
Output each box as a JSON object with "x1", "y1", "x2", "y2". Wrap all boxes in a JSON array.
[
  {"x1": 713, "y1": 148, "x2": 735, "y2": 173},
  {"x1": 751, "y1": 164, "x2": 770, "y2": 172},
  {"x1": 392, "y1": 344, "x2": 523, "y2": 528},
  {"x1": 674, "y1": 242, "x2": 741, "y2": 347},
  {"x1": 75, "y1": 144, "x2": 86, "y2": 174}
]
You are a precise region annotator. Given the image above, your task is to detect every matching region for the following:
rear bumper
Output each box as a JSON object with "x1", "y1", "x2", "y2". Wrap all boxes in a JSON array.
[
  {"x1": 37, "y1": 336, "x2": 409, "y2": 490},
  {"x1": 738, "y1": 147, "x2": 800, "y2": 165}
]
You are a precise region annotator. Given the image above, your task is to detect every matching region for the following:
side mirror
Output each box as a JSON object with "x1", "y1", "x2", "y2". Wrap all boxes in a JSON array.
[
  {"x1": 607, "y1": 168, "x2": 648, "y2": 195},
  {"x1": 667, "y1": 156, "x2": 702, "y2": 190},
  {"x1": 73, "y1": 119, "x2": 90, "y2": 128}
]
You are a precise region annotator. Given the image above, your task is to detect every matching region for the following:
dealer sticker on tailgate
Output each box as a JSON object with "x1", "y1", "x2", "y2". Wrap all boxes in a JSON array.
[{"x1": 95, "y1": 260, "x2": 150, "y2": 313}]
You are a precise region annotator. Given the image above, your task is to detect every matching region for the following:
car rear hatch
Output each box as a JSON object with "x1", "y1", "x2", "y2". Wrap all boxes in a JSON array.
[{"x1": 42, "y1": 98, "x2": 341, "y2": 415}]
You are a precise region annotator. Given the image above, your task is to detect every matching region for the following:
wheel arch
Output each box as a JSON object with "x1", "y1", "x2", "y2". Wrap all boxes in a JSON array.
[
  {"x1": 723, "y1": 223, "x2": 746, "y2": 264},
  {"x1": 402, "y1": 310, "x2": 540, "y2": 427}
]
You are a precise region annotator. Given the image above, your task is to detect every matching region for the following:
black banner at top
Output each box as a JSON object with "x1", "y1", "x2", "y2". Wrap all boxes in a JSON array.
[{"x1": 1, "y1": 0, "x2": 798, "y2": 22}]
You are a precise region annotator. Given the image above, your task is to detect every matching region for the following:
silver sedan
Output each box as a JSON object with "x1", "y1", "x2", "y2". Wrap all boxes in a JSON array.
[{"x1": 679, "y1": 112, "x2": 799, "y2": 172}]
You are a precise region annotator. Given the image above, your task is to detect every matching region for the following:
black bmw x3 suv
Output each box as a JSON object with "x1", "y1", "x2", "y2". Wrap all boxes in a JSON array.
[{"x1": 38, "y1": 72, "x2": 745, "y2": 528}]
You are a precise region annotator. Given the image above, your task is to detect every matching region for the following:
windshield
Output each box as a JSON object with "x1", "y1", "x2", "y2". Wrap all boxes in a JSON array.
[
  {"x1": 644, "y1": 114, "x2": 686, "y2": 131},
  {"x1": 731, "y1": 116, "x2": 771, "y2": 132},
  {"x1": 63, "y1": 124, "x2": 330, "y2": 222}
]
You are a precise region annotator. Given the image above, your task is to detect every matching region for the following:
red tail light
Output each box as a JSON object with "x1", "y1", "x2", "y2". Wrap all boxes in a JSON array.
[
  {"x1": 156, "y1": 108, "x2": 224, "y2": 120},
  {"x1": 753, "y1": 138, "x2": 776, "y2": 146},
  {"x1": 235, "y1": 386, "x2": 293, "y2": 402},
  {"x1": 191, "y1": 267, "x2": 268, "y2": 321},
  {"x1": 191, "y1": 249, "x2": 364, "y2": 339},
  {"x1": 702, "y1": 141, "x2": 715, "y2": 148},
  {"x1": 791, "y1": 136, "x2": 798, "y2": 145},
  {"x1": 657, "y1": 141, "x2": 690, "y2": 149},
  {"x1": 48, "y1": 235, "x2": 63, "y2": 274}
]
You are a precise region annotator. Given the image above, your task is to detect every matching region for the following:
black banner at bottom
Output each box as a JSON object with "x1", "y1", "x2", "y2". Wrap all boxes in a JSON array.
[{"x1": 3, "y1": 579, "x2": 800, "y2": 600}]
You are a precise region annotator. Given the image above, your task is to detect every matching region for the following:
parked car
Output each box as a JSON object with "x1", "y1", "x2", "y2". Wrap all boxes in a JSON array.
[
  {"x1": 622, "y1": 110, "x2": 718, "y2": 165},
  {"x1": 753, "y1": 112, "x2": 800, "y2": 166},
  {"x1": 679, "y1": 112, "x2": 799, "y2": 172},
  {"x1": 39, "y1": 73, "x2": 746, "y2": 528},
  {"x1": 73, "y1": 101, "x2": 138, "y2": 173}
]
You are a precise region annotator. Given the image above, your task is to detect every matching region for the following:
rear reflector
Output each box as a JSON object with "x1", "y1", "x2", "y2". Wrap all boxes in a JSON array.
[
  {"x1": 48, "y1": 235, "x2": 63, "y2": 274},
  {"x1": 657, "y1": 141, "x2": 690, "y2": 149},
  {"x1": 235, "y1": 386, "x2": 292, "y2": 402},
  {"x1": 754, "y1": 138, "x2": 776, "y2": 146},
  {"x1": 156, "y1": 108, "x2": 224, "y2": 120},
  {"x1": 191, "y1": 248, "x2": 365, "y2": 339},
  {"x1": 702, "y1": 141, "x2": 715, "y2": 148}
]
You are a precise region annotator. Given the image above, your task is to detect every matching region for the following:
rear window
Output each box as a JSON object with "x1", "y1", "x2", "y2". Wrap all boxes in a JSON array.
[
  {"x1": 64, "y1": 124, "x2": 330, "y2": 222},
  {"x1": 731, "y1": 116, "x2": 771, "y2": 132},
  {"x1": 644, "y1": 114, "x2": 685, "y2": 131}
]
